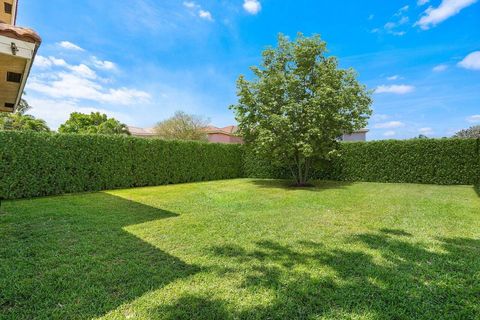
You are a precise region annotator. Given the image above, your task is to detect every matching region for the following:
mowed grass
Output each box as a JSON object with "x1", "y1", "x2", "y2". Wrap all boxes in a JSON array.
[{"x1": 1, "y1": 179, "x2": 479, "y2": 320}]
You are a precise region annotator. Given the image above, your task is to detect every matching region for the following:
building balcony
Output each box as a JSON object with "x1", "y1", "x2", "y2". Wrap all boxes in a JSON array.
[{"x1": 0, "y1": 22, "x2": 41, "y2": 112}]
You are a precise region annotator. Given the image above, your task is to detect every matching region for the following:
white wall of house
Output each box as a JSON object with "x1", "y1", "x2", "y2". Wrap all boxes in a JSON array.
[{"x1": 342, "y1": 131, "x2": 367, "y2": 141}]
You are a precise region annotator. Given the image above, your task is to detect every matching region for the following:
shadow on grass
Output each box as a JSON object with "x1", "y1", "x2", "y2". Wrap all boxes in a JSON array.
[
  {"x1": 379, "y1": 228, "x2": 412, "y2": 237},
  {"x1": 152, "y1": 295, "x2": 231, "y2": 319},
  {"x1": 0, "y1": 193, "x2": 198, "y2": 320},
  {"x1": 474, "y1": 183, "x2": 480, "y2": 197},
  {"x1": 155, "y1": 230, "x2": 480, "y2": 319},
  {"x1": 250, "y1": 179, "x2": 353, "y2": 192}
]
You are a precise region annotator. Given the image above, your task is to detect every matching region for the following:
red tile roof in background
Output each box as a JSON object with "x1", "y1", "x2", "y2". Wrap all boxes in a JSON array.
[{"x1": 204, "y1": 125, "x2": 239, "y2": 136}]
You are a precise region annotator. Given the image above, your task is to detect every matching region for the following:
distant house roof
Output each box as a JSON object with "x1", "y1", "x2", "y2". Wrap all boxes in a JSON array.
[
  {"x1": 127, "y1": 126, "x2": 155, "y2": 137},
  {"x1": 0, "y1": 22, "x2": 41, "y2": 44},
  {"x1": 128, "y1": 124, "x2": 368, "y2": 139},
  {"x1": 354, "y1": 128, "x2": 369, "y2": 133},
  {"x1": 128, "y1": 125, "x2": 241, "y2": 139},
  {"x1": 204, "y1": 125, "x2": 239, "y2": 136}
]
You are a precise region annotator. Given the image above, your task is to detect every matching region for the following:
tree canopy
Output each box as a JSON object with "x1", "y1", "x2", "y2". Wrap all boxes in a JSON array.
[
  {"x1": 231, "y1": 33, "x2": 372, "y2": 185},
  {"x1": 58, "y1": 112, "x2": 130, "y2": 135},
  {"x1": 0, "y1": 98, "x2": 50, "y2": 132},
  {"x1": 453, "y1": 125, "x2": 480, "y2": 139},
  {"x1": 154, "y1": 111, "x2": 209, "y2": 141}
]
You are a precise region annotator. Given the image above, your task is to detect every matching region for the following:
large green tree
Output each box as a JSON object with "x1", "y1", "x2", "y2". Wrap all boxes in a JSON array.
[
  {"x1": 154, "y1": 111, "x2": 209, "y2": 141},
  {"x1": 0, "y1": 98, "x2": 50, "y2": 132},
  {"x1": 231, "y1": 34, "x2": 372, "y2": 186},
  {"x1": 453, "y1": 125, "x2": 480, "y2": 139},
  {"x1": 59, "y1": 112, "x2": 130, "y2": 135}
]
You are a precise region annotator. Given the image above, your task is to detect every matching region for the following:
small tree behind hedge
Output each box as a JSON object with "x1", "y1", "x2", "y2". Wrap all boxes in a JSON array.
[
  {"x1": 454, "y1": 125, "x2": 480, "y2": 139},
  {"x1": 154, "y1": 111, "x2": 209, "y2": 141},
  {"x1": 0, "y1": 98, "x2": 50, "y2": 132},
  {"x1": 59, "y1": 112, "x2": 130, "y2": 135},
  {"x1": 231, "y1": 33, "x2": 372, "y2": 186}
]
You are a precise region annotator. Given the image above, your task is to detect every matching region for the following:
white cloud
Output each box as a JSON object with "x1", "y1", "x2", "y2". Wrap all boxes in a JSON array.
[
  {"x1": 398, "y1": 5, "x2": 409, "y2": 13},
  {"x1": 199, "y1": 10, "x2": 213, "y2": 21},
  {"x1": 28, "y1": 53, "x2": 150, "y2": 106},
  {"x1": 458, "y1": 51, "x2": 480, "y2": 70},
  {"x1": 28, "y1": 72, "x2": 149, "y2": 106},
  {"x1": 49, "y1": 57, "x2": 68, "y2": 67},
  {"x1": 384, "y1": 22, "x2": 396, "y2": 30},
  {"x1": 378, "y1": 6, "x2": 409, "y2": 36},
  {"x1": 68, "y1": 64, "x2": 97, "y2": 79},
  {"x1": 34, "y1": 56, "x2": 67, "y2": 68},
  {"x1": 384, "y1": 130, "x2": 396, "y2": 137},
  {"x1": 35, "y1": 55, "x2": 112, "y2": 78},
  {"x1": 419, "y1": 127, "x2": 434, "y2": 135},
  {"x1": 432, "y1": 64, "x2": 448, "y2": 72},
  {"x1": 92, "y1": 57, "x2": 117, "y2": 71},
  {"x1": 58, "y1": 41, "x2": 85, "y2": 51},
  {"x1": 387, "y1": 75, "x2": 400, "y2": 80},
  {"x1": 415, "y1": 0, "x2": 478, "y2": 30},
  {"x1": 375, "y1": 84, "x2": 415, "y2": 94},
  {"x1": 243, "y1": 0, "x2": 261, "y2": 15},
  {"x1": 30, "y1": 44, "x2": 149, "y2": 108},
  {"x1": 183, "y1": 1, "x2": 198, "y2": 9},
  {"x1": 183, "y1": 1, "x2": 213, "y2": 21},
  {"x1": 398, "y1": 16, "x2": 409, "y2": 24},
  {"x1": 27, "y1": 98, "x2": 133, "y2": 130},
  {"x1": 375, "y1": 121, "x2": 405, "y2": 129},
  {"x1": 418, "y1": 0, "x2": 430, "y2": 5},
  {"x1": 34, "y1": 56, "x2": 53, "y2": 68},
  {"x1": 467, "y1": 115, "x2": 480, "y2": 123},
  {"x1": 371, "y1": 114, "x2": 390, "y2": 121}
]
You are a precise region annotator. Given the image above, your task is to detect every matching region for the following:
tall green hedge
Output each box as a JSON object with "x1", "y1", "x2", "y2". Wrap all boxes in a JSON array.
[
  {"x1": 0, "y1": 131, "x2": 243, "y2": 200},
  {"x1": 1, "y1": 132, "x2": 478, "y2": 200},
  {"x1": 246, "y1": 139, "x2": 480, "y2": 185},
  {"x1": 325, "y1": 139, "x2": 479, "y2": 185}
]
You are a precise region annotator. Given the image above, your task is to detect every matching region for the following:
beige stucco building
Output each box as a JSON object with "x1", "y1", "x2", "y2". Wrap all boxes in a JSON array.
[
  {"x1": 341, "y1": 129, "x2": 369, "y2": 141},
  {"x1": 0, "y1": 0, "x2": 41, "y2": 112}
]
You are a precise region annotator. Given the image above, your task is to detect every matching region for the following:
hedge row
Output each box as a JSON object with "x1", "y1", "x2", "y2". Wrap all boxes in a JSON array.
[
  {"x1": 0, "y1": 131, "x2": 243, "y2": 199},
  {"x1": 1, "y1": 132, "x2": 478, "y2": 200},
  {"x1": 246, "y1": 139, "x2": 480, "y2": 185}
]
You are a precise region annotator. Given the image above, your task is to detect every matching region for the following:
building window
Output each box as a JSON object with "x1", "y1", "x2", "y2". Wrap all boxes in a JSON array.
[
  {"x1": 4, "y1": 2, "x2": 12, "y2": 14},
  {"x1": 6, "y1": 72, "x2": 22, "y2": 83},
  {"x1": 4, "y1": 103, "x2": 15, "y2": 109}
]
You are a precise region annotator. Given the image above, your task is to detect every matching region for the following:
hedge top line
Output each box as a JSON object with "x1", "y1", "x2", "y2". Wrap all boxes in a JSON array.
[
  {"x1": 0, "y1": 131, "x2": 479, "y2": 200},
  {"x1": 1, "y1": 130, "x2": 478, "y2": 142}
]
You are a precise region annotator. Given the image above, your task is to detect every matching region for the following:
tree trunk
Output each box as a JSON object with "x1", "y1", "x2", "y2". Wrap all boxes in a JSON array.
[{"x1": 292, "y1": 156, "x2": 311, "y2": 187}]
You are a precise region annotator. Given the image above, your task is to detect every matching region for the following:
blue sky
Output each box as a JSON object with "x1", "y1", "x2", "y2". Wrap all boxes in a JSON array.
[{"x1": 20, "y1": 0, "x2": 480, "y2": 139}]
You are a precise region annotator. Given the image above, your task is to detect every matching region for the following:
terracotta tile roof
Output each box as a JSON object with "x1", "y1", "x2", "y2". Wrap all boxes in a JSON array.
[
  {"x1": 127, "y1": 126, "x2": 156, "y2": 136},
  {"x1": 204, "y1": 125, "x2": 239, "y2": 136},
  {"x1": 0, "y1": 22, "x2": 41, "y2": 44}
]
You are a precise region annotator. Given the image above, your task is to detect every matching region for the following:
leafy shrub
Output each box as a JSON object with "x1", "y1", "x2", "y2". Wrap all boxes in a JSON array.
[
  {"x1": 0, "y1": 131, "x2": 243, "y2": 199},
  {"x1": 242, "y1": 146, "x2": 289, "y2": 179},
  {"x1": 2, "y1": 132, "x2": 478, "y2": 200},
  {"x1": 247, "y1": 139, "x2": 480, "y2": 185}
]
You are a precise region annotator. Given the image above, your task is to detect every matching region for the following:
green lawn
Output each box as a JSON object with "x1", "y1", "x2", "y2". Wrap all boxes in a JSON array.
[{"x1": 1, "y1": 179, "x2": 479, "y2": 320}]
